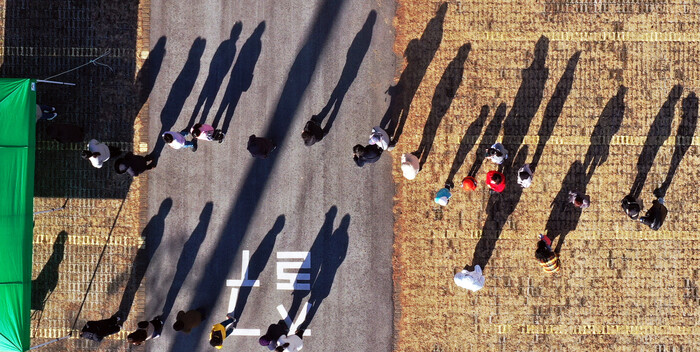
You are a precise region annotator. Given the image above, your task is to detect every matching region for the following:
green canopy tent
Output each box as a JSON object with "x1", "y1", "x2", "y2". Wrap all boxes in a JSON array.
[{"x1": 0, "y1": 78, "x2": 35, "y2": 352}]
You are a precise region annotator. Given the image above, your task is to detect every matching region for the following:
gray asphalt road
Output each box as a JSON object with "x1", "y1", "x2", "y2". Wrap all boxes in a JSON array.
[{"x1": 145, "y1": 1, "x2": 396, "y2": 351}]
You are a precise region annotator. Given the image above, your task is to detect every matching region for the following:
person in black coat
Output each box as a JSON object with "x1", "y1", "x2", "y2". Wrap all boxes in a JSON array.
[
  {"x1": 115, "y1": 153, "x2": 156, "y2": 177},
  {"x1": 247, "y1": 135, "x2": 276, "y2": 159},
  {"x1": 621, "y1": 194, "x2": 642, "y2": 220},
  {"x1": 353, "y1": 144, "x2": 382, "y2": 167},
  {"x1": 258, "y1": 320, "x2": 288, "y2": 348},
  {"x1": 79, "y1": 314, "x2": 122, "y2": 342},
  {"x1": 639, "y1": 198, "x2": 667, "y2": 230},
  {"x1": 301, "y1": 120, "x2": 324, "y2": 146}
]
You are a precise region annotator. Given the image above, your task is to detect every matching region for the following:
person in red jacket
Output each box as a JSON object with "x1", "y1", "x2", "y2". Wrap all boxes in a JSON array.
[{"x1": 486, "y1": 170, "x2": 505, "y2": 193}]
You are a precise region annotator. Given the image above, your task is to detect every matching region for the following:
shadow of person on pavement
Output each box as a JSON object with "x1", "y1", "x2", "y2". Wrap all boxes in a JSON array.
[
  {"x1": 188, "y1": 23, "x2": 242, "y2": 127},
  {"x1": 445, "y1": 105, "x2": 488, "y2": 187},
  {"x1": 583, "y1": 85, "x2": 627, "y2": 181},
  {"x1": 469, "y1": 145, "x2": 528, "y2": 271},
  {"x1": 159, "y1": 202, "x2": 214, "y2": 322},
  {"x1": 468, "y1": 103, "x2": 506, "y2": 177},
  {"x1": 654, "y1": 92, "x2": 698, "y2": 198},
  {"x1": 31, "y1": 231, "x2": 68, "y2": 311},
  {"x1": 211, "y1": 22, "x2": 266, "y2": 133},
  {"x1": 413, "y1": 43, "x2": 471, "y2": 168},
  {"x1": 297, "y1": 214, "x2": 350, "y2": 332},
  {"x1": 309, "y1": 10, "x2": 376, "y2": 137},
  {"x1": 287, "y1": 206, "x2": 338, "y2": 322},
  {"x1": 230, "y1": 215, "x2": 285, "y2": 322},
  {"x1": 501, "y1": 36, "x2": 549, "y2": 174},
  {"x1": 117, "y1": 198, "x2": 172, "y2": 320},
  {"x1": 379, "y1": 2, "x2": 447, "y2": 146},
  {"x1": 149, "y1": 38, "x2": 207, "y2": 165},
  {"x1": 544, "y1": 160, "x2": 585, "y2": 254},
  {"x1": 135, "y1": 36, "x2": 167, "y2": 112},
  {"x1": 530, "y1": 51, "x2": 580, "y2": 172},
  {"x1": 627, "y1": 85, "x2": 682, "y2": 199}
]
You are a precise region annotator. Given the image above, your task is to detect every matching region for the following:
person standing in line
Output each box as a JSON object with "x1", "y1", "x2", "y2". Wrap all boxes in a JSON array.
[
  {"x1": 127, "y1": 317, "x2": 164, "y2": 345},
  {"x1": 486, "y1": 170, "x2": 505, "y2": 193},
  {"x1": 210, "y1": 314, "x2": 237, "y2": 349},
  {"x1": 162, "y1": 131, "x2": 196, "y2": 151},
  {"x1": 79, "y1": 314, "x2": 123, "y2": 342},
  {"x1": 568, "y1": 190, "x2": 590, "y2": 209},
  {"x1": 191, "y1": 123, "x2": 225, "y2": 143},
  {"x1": 173, "y1": 308, "x2": 204, "y2": 334},
  {"x1": 453, "y1": 265, "x2": 485, "y2": 291},
  {"x1": 368, "y1": 126, "x2": 391, "y2": 151},
  {"x1": 401, "y1": 153, "x2": 420, "y2": 180},
  {"x1": 36, "y1": 104, "x2": 57, "y2": 121},
  {"x1": 248, "y1": 134, "x2": 277, "y2": 159},
  {"x1": 301, "y1": 119, "x2": 324, "y2": 146},
  {"x1": 517, "y1": 164, "x2": 533, "y2": 188},
  {"x1": 352, "y1": 144, "x2": 382, "y2": 167},
  {"x1": 82, "y1": 139, "x2": 111, "y2": 168},
  {"x1": 259, "y1": 320, "x2": 289, "y2": 349},
  {"x1": 639, "y1": 198, "x2": 667, "y2": 230},
  {"x1": 275, "y1": 331, "x2": 304, "y2": 352},
  {"x1": 486, "y1": 142, "x2": 508, "y2": 165},
  {"x1": 621, "y1": 194, "x2": 643, "y2": 220},
  {"x1": 462, "y1": 176, "x2": 477, "y2": 192},
  {"x1": 434, "y1": 183, "x2": 453, "y2": 206},
  {"x1": 536, "y1": 235, "x2": 560, "y2": 274}
]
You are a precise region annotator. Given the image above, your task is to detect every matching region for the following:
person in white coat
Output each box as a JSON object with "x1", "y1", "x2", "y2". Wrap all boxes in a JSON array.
[
  {"x1": 82, "y1": 139, "x2": 111, "y2": 168},
  {"x1": 401, "y1": 153, "x2": 420, "y2": 180},
  {"x1": 275, "y1": 332, "x2": 303, "y2": 352},
  {"x1": 453, "y1": 265, "x2": 485, "y2": 292},
  {"x1": 368, "y1": 126, "x2": 390, "y2": 150}
]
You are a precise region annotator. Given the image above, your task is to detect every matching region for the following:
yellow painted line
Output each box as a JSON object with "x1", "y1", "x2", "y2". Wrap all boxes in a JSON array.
[
  {"x1": 445, "y1": 135, "x2": 700, "y2": 147},
  {"x1": 33, "y1": 234, "x2": 144, "y2": 247},
  {"x1": 32, "y1": 328, "x2": 128, "y2": 339},
  {"x1": 435, "y1": 230, "x2": 699, "y2": 240},
  {"x1": 451, "y1": 31, "x2": 700, "y2": 42},
  {"x1": 0, "y1": 47, "x2": 134, "y2": 57},
  {"x1": 480, "y1": 324, "x2": 700, "y2": 335}
]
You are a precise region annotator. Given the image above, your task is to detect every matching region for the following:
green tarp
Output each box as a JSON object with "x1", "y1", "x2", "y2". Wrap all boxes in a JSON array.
[{"x1": 0, "y1": 78, "x2": 35, "y2": 352}]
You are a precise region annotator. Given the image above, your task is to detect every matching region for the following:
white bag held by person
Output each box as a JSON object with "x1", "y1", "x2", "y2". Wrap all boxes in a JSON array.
[{"x1": 454, "y1": 265, "x2": 485, "y2": 292}]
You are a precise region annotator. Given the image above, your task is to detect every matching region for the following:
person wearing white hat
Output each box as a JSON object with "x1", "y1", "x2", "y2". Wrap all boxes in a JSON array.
[
  {"x1": 453, "y1": 265, "x2": 485, "y2": 291},
  {"x1": 401, "y1": 153, "x2": 420, "y2": 180}
]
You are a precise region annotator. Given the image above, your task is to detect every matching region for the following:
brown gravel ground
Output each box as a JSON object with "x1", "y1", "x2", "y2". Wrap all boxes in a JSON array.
[{"x1": 392, "y1": 1, "x2": 700, "y2": 351}]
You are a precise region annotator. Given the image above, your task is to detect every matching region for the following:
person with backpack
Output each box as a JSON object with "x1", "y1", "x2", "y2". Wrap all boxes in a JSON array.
[
  {"x1": 79, "y1": 314, "x2": 122, "y2": 342},
  {"x1": 639, "y1": 198, "x2": 667, "y2": 230},
  {"x1": 210, "y1": 314, "x2": 236, "y2": 349},
  {"x1": 191, "y1": 123, "x2": 225, "y2": 143},
  {"x1": 162, "y1": 131, "x2": 196, "y2": 151},
  {"x1": 127, "y1": 317, "x2": 164, "y2": 346},
  {"x1": 486, "y1": 143, "x2": 508, "y2": 165},
  {"x1": 486, "y1": 170, "x2": 506, "y2": 193}
]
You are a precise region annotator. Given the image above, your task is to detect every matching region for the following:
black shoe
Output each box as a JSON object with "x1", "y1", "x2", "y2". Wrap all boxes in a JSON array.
[{"x1": 191, "y1": 144, "x2": 197, "y2": 152}]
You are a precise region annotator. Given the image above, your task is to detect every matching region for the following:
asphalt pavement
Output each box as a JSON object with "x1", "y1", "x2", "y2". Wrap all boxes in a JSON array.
[{"x1": 146, "y1": 0, "x2": 397, "y2": 351}]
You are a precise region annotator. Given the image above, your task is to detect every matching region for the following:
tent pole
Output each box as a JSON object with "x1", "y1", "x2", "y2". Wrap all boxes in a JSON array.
[
  {"x1": 29, "y1": 334, "x2": 71, "y2": 350},
  {"x1": 36, "y1": 80, "x2": 76, "y2": 86},
  {"x1": 33, "y1": 207, "x2": 65, "y2": 215}
]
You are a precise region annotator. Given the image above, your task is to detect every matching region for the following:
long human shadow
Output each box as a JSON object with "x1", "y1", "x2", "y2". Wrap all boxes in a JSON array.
[
  {"x1": 413, "y1": 43, "x2": 471, "y2": 168},
  {"x1": 149, "y1": 38, "x2": 207, "y2": 164},
  {"x1": 582, "y1": 85, "x2": 627, "y2": 180},
  {"x1": 501, "y1": 36, "x2": 549, "y2": 173},
  {"x1": 287, "y1": 206, "x2": 338, "y2": 322},
  {"x1": 544, "y1": 160, "x2": 585, "y2": 253},
  {"x1": 530, "y1": 51, "x2": 580, "y2": 172},
  {"x1": 230, "y1": 215, "x2": 285, "y2": 322},
  {"x1": 546, "y1": 88, "x2": 627, "y2": 253},
  {"x1": 31, "y1": 231, "x2": 68, "y2": 311},
  {"x1": 159, "y1": 202, "x2": 214, "y2": 322},
  {"x1": 655, "y1": 92, "x2": 698, "y2": 198},
  {"x1": 211, "y1": 22, "x2": 265, "y2": 133},
  {"x1": 379, "y1": 3, "x2": 447, "y2": 145},
  {"x1": 628, "y1": 85, "x2": 683, "y2": 199},
  {"x1": 187, "y1": 23, "x2": 242, "y2": 128},
  {"x1": 468, "y1": 103, "x2": 506, "y2": 177},
  {"x1": 469, "y1": 146, "x2": 528, "y2": 270},
  {"x1": 311, "y1": 10, "x2": 376, "y2": 135},
  {"x1": 136, "y1": 36, "x2": 167, "y2": 112},
  {"x1": 445, "y1": 105, "x2": 489, "y2": 186},
  {"x1": 298, "y1": 214, "x2": 350, "y2": 331},
  {"x1": 172, "y1": 1, "x2": 345, "y2": 350},
  {"x1": 117, "y1": 198, "x2": 172, "y2": 320}
]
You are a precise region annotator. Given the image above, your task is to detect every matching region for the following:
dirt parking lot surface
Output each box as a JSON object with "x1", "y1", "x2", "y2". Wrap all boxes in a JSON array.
[{"x1": 392, "y1": 1, "x2": 700, "y2": 351}]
